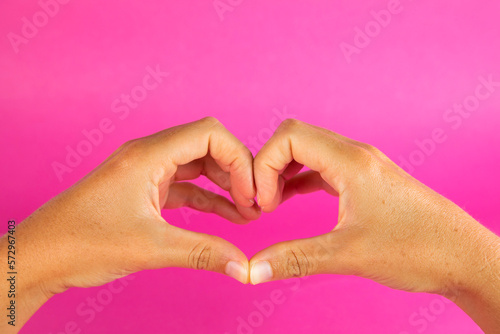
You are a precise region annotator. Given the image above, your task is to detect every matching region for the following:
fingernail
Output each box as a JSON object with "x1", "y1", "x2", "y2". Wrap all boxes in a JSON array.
[
  {"x1": 250, "y1": 261, "x2": 273, "y2": 285},
  {"x1": 256, "y1": 193, "x2": 261, "y2": 206},
  {"x1": 225, "y1": 261, "x2": 248, "y2": 284},
  {"x1": 248, "y1": 198, "x2": 255, "y2": 205}
]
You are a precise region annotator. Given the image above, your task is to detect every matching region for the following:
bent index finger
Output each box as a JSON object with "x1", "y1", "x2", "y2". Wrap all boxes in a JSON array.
[
  {"x1": 147, "y1": 117, "x2": 255, "y2": 208},
  {"x1": 253, "y1": 119, "x2": 355, "y2": 212}
]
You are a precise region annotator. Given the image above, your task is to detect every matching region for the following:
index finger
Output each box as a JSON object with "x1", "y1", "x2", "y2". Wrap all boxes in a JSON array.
[
  {"x1": 253, "y1": 119, "x2": 363, "y2": 212},
  {"x1": 141, "y1": 117, "x2": 256, "y2": 208}
]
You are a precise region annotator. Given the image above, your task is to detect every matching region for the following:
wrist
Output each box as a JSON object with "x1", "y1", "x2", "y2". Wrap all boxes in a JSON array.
[
  {"x1": 449, "y1": 225, "x2": 499, "y2": 299},
  {"x1": 0, "y1": 215, "x2": 69, "y2": 331},
  {"x1": 17, "y1": 217, "x2": 69, "y2": 297},
  {"x1": 1, "y1": 232, "x2": 55, "y2": 332},
  {"x1": 441, "y1": 219, "x2": 500, "y2": 333}
]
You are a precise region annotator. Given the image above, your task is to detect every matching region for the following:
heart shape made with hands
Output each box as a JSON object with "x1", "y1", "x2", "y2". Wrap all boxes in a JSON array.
[
  {"x1": 9, "y1": 116, "x2": 496, "y2": 334},
  {"x1": 156, "y1": 117, "x2": 343, "y2": 286},
  {"x1": 34, "y1": 116, "x2": 452, "y2": 304},
  {"x1": 81, "y1": 117, "x2": 426, "y2": 294},
  {"x1": 20, "y1": 117, "x2": 480, "y2": 317}
]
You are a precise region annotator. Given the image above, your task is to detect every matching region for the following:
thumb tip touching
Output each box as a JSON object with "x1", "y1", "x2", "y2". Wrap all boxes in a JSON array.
[
  {"x1": 224, "y1": 260, "x2": 274, "y2": 285},
  {"x1": 250, "y1": 261, "x2": 273, "y2": 285},
  {"x1": 225, "y1": 260, "x2": 249, "y2": 284}
]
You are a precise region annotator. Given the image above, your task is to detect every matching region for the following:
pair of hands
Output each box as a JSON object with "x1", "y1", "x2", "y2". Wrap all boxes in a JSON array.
[{"x1": 6, "y1": 117, "x2": 500, "y2": 332}]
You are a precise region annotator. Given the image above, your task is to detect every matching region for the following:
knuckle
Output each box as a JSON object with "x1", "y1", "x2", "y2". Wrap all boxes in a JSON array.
[
  {"x1": 233, "y1": 142, "x2": 253, "y2": 162},
  {"x1": 253, "y1": 154, "x2": 268, "y2": 172},
  {"x1": 120, "y1": 138, "x2": 142, "y2": 154},
  {"x1": 351, "y1": 147, "x2": 383, "y2": 181},
  {"x1": 350, "y1": 140, "x2": 389, "y2": 163},
  {"x1": 111, "y1": 139, "x2": 143, "y2": 171},
  {"x1": 360, "y1": 143, "x2": 384, "y2": 158},
  {"x1": 279, "y1": 118, "x2": 302, "y2": 132},
  {"x1": 199, "y1": 116, "x2": 221, "y2": 127},
  {"x1": 188, "y1": 242, "x2": 214, "y2": 270},
  {"x1": 241, "y1": 143, "x2": 253, "y2": 157},
  {"x1": 360, "y1": 143, "x2": 378, "y2": 154},
  {"x1": 282, "y1": 246, "x2": 314, "y2": 278},
  {"x1": 349, "y1": 144, "x2": 375, "y2": 166}
]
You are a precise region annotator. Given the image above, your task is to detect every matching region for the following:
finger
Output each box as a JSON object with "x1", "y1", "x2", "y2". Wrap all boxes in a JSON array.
[
  {"x1": 249, "y1": 229, "x2": 358, "y2": 284},
  {"x1": 312, "y1": 126, "x2": 396, "y2": 167},
  {"x1": 264, "y1": 161, "x2": 305, "y2": 206},
  {"x1": 174, "y1": 156, "x2": 261, "y2": 221},
  {"x1": 164, "y1": 182, "x2": 250, "y2": 224},
  {"x1": 140, "y1": 117, "x2": 256, "y2": 208},
  {"x1": 159, "y1": 224, "x2": 250, "y2": 284},
  {"x1": 254, "y1": 119, "x2": 359, "y2": 212},
  {"x1": 282, "y1": 171, "x2": 338, "y2": 203},
  {"x1": 134, "y1": 117, "x2": 255, "y2": 207},
  {"x1": 174, "y1": 156, "x2": 231, "y2": 191},
  {"x1": 281, "y1": 160, "x2": 304, "y2": 180}
]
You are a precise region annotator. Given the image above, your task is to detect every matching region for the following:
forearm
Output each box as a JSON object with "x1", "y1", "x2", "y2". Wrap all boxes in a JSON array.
[{"x1": 0, "y1": 223, "x2": 55, "y2": 333}]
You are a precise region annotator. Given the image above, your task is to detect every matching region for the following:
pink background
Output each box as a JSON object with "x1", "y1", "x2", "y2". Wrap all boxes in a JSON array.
[{"x1": 1, "y1": 0, "x2": 499, "y2": 333}]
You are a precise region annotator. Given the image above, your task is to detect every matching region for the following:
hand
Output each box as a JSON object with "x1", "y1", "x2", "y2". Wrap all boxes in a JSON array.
[
  {"x1": 249, "y1": 119, "x2": 500, "y2": 332},
  {"x1": 1, "y1": 117, "x2": 260, "y2": 331}
]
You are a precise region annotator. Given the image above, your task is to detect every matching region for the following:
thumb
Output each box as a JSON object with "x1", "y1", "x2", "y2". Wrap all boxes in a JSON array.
[
  {"x1": 248, "y1": 230, "x2": 357, "y2": 284},
  {"x1": 161, "y1": 225, "x2": 249, "y2": 284}
]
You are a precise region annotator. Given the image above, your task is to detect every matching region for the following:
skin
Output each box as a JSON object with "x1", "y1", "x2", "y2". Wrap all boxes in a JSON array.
[
  {"x1": 0, "y1": 117, "x2": 260, "y2": 332},
  {"x1": 249, "y1": 119, "x2": 500, "y2": 333},
  {"x1": 1, "y1": 118, "x2": 499, "y2": 333}
]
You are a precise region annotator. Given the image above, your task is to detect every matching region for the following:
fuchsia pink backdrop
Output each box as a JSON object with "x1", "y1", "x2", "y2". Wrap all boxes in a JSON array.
[{"x1": 1, "y1": 0, "x2": 499, "y2": 333}]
